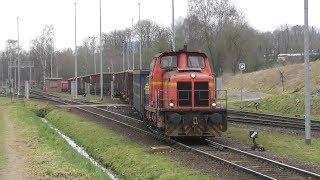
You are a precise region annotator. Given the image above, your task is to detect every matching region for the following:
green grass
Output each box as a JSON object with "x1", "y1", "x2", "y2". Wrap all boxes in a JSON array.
[
  {"x1": 226, "y1": 125, "x2": 320, "y2": 165},
  {"x1": 12, "y1": 101, "x2": 108, "y2": 179},
  {"x1": 228, "y1": 93, "x2": 320, "y2": 120},
  {"x1": 44, "y1": 108, "x2": 210, "y2": 180}
]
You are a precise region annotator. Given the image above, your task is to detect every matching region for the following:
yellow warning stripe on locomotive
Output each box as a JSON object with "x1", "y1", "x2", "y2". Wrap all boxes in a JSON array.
[
  {"x1": 209, "y1": 82, "x2": 214, "y2": 89},
  {"x1": 150, "y1": 81, "x2": 177, "y2": 88},
  {"x1": 151, "y1": 81, "x2": 214, "y2": 89}
]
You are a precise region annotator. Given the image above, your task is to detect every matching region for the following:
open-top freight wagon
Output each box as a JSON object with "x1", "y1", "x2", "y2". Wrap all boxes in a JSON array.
[{"x1": 67, "y1": 73, "x2": 112, "y2": 95}]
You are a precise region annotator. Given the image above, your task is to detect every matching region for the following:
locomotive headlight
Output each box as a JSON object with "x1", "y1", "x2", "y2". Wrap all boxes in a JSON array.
[
  {"x1": 169, "y1": 102, "x2": 174, "y2": 107},
  {"x1": 190, "y1": 73, "x2": 196, "y2": 79},
  {"x1": 212, "y1": 102, "x2": 217, "y2": 107}
]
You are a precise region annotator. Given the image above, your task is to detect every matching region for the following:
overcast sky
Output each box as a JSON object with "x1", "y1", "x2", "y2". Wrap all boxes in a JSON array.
[{"x1": 0, "y1": 0, "x2": 319, "y2": 51}]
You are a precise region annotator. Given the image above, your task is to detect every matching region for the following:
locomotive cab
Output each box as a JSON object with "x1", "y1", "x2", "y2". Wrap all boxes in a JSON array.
[{"x1": 145, "y1": 51, "x2": 227, "y2": 137}]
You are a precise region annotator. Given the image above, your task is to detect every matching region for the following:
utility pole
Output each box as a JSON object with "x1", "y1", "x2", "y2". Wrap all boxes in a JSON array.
[
  {"x1": 304, "y1": 0, "x2": 311, "y2": 145},
  {"x1": 127, "y1": 36, "x2": 130, "y2": 70},
  {"x1": 8, "y1": 54, "x2": 11, "y2": 85},
  {"x1": 29, "y1": 61, "x2": 32, "y2": 89},
  {"x1": 56, "y1": 58, "x2": 59, "y2": 77},
  {"x1": 17, "y1": 17, "x2": 20, "y2": 96},
  {"x1": 99, "y1": 0, "x2": 103, "y2": 100},
  {"x1": 94, "y1": 49, "x2": 97, "y2": 74},
  {"x1": 43, "y1": 55, "x2": 47, "y2": 90},
  {"x1": 74, "y1": 3, "x2": 78, "y2": 99},
  {"x1": 132, "y1": 18, "x2": 135, "y2": 70},
  {"x1": 50, "y1": 53, "x2": 53, "y2": 78},
  {"x1": 1, "y1": 61, "x2": 3, "y2": 86},
  {"x1": 172, "y1": 0, "x2": 175, "y2": 51},
  {"x1": 122, "y1": 41, "x2": 125, "y2": 71},
  {"x1": 138, "y1": 2, "x2": 142, "y2": 70},
  {"x1": 14, "y1": 62, "x2": 17, "y2": 91},
  {"x1": 50, "y1": 41, "x2": 54, "y2": 78}
]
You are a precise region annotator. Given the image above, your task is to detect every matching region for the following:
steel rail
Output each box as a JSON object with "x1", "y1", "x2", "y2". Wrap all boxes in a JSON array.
[
  {"x1": 228, "y1": 110, "x2": 320, "y2": 131},
  {"x1": 30, "y1": 91, "x2": 316, "y2": 179},
  {"x1": 206, "y1": 139, "x2": 320, "y2": 179}
]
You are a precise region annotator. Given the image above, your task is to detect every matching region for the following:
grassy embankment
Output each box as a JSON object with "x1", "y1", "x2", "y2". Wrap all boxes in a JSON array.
[
  {"x1": 228, "y1": 93, "x2": 320, "y2": 119},
  {"x1": 1, "y1": 98, "x2": 108, "y2": 179},
  {"x1": 226, "y1": 125, "x2": 320, "y2": 165},
  {"x1": 224, "y1": 61, "x2": 320, "y2": 94},
  {"x1": 224, "y1": 61, "x2": 320, "y2": 119},
  {"x1": 23, "y1": 100, "x2": 210, "y2": 179},
  {"x1": 224, "y1": 62, "x2": 320, "y2": 166}
]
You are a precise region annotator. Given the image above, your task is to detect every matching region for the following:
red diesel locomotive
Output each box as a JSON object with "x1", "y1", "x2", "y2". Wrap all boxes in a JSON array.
[
  {"x1": 64, "y1": 50, "x2": 227, "y2": 138},
  {"x1": 143, "y1": 51, "x2": 227, "y2": 137}
]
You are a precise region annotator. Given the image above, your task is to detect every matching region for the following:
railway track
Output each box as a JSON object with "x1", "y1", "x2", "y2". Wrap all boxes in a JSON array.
[
  {"x1": 228, "y1": 110, "x2": 320, "y2": 131},
  {"x1": 30, "y1": 90, "x2": 320, "y2": 180}
]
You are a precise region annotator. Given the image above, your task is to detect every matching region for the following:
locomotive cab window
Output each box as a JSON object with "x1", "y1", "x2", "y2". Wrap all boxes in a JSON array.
[
  {"x1": 188, "y1": 56, "x2": 205, "y2": 68},
  {"x1": 160, "y1": 56, "x2": 177, "y2": 69}
]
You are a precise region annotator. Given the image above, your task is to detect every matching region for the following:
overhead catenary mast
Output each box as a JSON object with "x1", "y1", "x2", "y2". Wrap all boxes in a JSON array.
[
  {"x1": 132, "y1": 18, "x2": 135, "y2": 70},
  {"x1": 74, "y1": 3, "x2": 78, "y2": 99},
  {"x1": 138, "y1": 2, "x2": 142, "y2": 70},
  {"x1": 17, "y1": 17, "x2": 21, "y2": 96},
  {"x1": 303, "y1": 0, "x2": 311, "y2": 145},
  {"x1": 172, "y1": 0, "x2": 175, "y2": 51},
  {"x1": 122, "y1": 41, "x2": 125, "y2": 71},
  {"x1": 99, "y1": 0, "x2": 103, "y2": 100}
]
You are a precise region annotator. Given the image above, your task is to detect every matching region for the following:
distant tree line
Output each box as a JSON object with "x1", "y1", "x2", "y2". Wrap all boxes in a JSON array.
[{"x1": 1, "y1": 0, "x2": 320, "y2": 84}]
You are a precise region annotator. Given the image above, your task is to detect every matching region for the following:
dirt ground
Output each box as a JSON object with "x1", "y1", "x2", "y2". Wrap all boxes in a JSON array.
[{"x1": 0, "y1": 107, "x2": 29, "y2": 179}]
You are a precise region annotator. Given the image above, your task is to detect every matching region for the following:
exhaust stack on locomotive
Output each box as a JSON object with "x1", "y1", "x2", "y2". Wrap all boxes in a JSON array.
[{"x1": 134, "y1": 50, "x2": 228, "y2": 137}]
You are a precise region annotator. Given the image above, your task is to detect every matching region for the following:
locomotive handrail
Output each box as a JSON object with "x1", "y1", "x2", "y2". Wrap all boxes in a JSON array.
[{"x1": 215, "y1": 89, "x2": 228, "y2": 110}]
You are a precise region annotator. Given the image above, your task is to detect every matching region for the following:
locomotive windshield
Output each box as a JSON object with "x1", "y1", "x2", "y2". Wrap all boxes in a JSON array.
[
  {"x1": 160, "y1": 56, "x2": 177, "y2": 69},
  {"x1": 188, "y1": 56, "x2": 205, "y2": 68}
]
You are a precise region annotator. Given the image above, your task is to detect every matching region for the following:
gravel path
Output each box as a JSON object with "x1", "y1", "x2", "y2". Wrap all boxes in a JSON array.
[{"x1": 0, "y1": 107, "x2": 28, "y2": 179}]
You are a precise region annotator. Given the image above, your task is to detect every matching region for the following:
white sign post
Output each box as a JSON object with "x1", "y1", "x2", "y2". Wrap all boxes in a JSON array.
[
  {"x1": 85, "y1": 83, "x2": 91, "y2": 101},
  {"x1": 71, "y1": 81, "x2": 76, "y2": 98},
  {"x1": 24, "y1": 81, "x2": 29, "y2": 100},
  {"x1": 239, "y1": 63, "x2": 246, "y2": 110}
]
